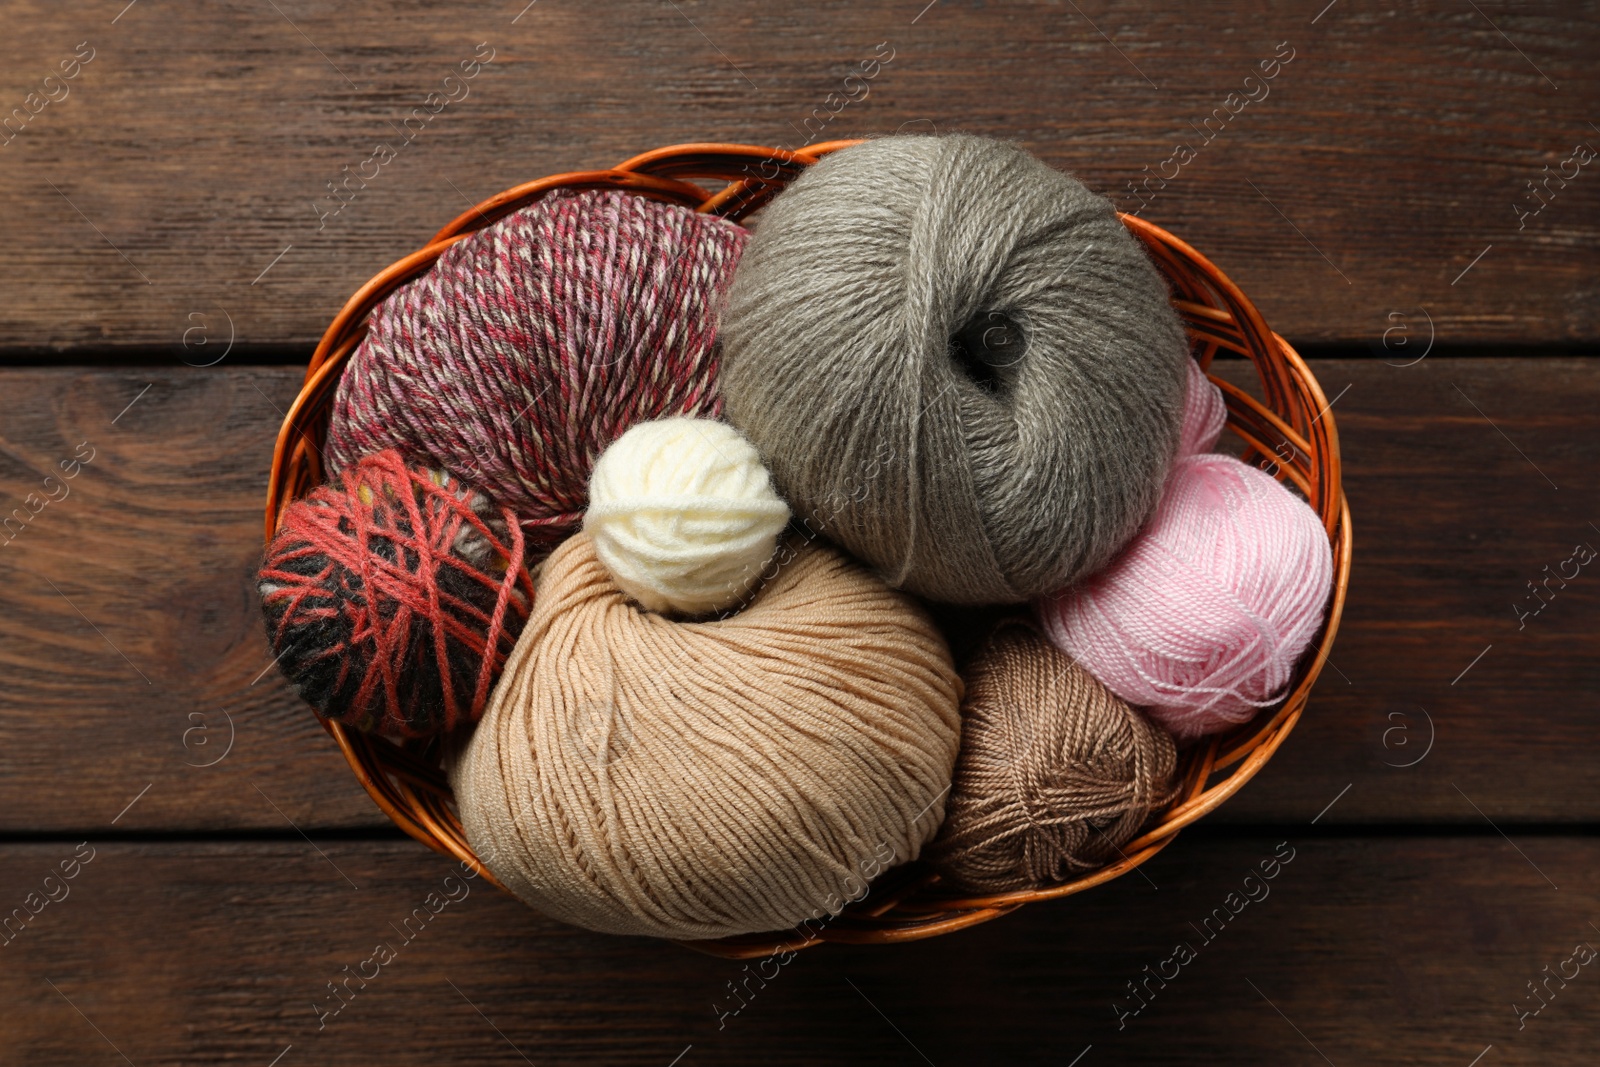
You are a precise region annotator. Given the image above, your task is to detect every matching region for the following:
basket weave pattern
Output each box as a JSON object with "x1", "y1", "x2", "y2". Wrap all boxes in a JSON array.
[{"x1": 266, "y1": 142, "x2": 1351, "y2": 959}]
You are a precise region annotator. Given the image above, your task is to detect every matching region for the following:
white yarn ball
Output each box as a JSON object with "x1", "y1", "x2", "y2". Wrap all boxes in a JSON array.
[{"x1": 584, "y1": 417, "x2": 791, "y2": 616}]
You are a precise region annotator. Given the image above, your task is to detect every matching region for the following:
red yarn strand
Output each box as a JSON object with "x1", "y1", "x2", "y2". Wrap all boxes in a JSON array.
[{"x1": 259, "y1": 450, "x2": 533, "y2": 737}]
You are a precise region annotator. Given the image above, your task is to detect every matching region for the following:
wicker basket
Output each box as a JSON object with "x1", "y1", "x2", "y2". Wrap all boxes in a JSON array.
[{"x1": 265, "y1": 141, "x2": 1351, "y2": 959}]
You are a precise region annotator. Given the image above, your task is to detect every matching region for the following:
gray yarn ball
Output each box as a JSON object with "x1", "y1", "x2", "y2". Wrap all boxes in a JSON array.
[{"x1": 719, "y1": 134, "x2": 1190, "y2": 604}]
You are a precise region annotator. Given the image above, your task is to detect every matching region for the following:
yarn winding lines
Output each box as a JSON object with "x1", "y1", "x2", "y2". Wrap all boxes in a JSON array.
[
  {"x1": 1038, "y1": 452, "x2": 1333, "y2": 741},
  {"x1": 928, "y1": 618, "x2": 1176, "y2": 893},
  {"x1": 325, "y1": 189, "x2": 748, "y2": 552},
  {"x1": 451, "y1": 532, "x2": 962, "y2": 939},
  {"x1": 259, "y1": 450, "x2": 533, "y2": 736},
  {"x1": 584, "y1": 417, "x2": 791, "y2": 617},
  {"x1": 718, "y1": 133, "x2": 1190, "y2": 604}
]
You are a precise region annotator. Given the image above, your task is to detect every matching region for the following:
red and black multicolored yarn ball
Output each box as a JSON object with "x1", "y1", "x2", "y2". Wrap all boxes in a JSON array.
[{"x1": 258, "y1": 450, "x2": 534, "y2": 737}]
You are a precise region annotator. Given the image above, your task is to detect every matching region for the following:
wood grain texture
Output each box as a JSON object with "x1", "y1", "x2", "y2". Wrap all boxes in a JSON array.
[
  {"x1": 0, "y1": 836, "x2": 1593, "y2": 1065},
  {"x1": 0, "y1": 1, "x2": 1595, "y2": 353},
  {"x1": 0, "y1": 367, "x2": 379, "y2": 832},
  {"x1": 6, "y1": 3, "x2": 1596, "y2": 1061},
  {"x1": 1, "y1": 357, "x2": 1597, "y2": 830},
  {"x1": 1208, "y1": 355, "x2": 1600, "y2": 824}
]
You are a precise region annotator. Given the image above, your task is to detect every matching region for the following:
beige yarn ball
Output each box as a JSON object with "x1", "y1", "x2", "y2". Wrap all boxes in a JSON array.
[
  {"x1": 450, "y1": 531, "x2": 963, "y2": 940},
  {"x1": 584, "y1": 417, "x2": 791, "y2": 616}
]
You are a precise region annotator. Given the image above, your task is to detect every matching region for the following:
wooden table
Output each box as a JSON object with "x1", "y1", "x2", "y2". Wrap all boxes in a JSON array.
[{"x1": 2, "y1": 2, "x2": 1596, "y2": 1063}]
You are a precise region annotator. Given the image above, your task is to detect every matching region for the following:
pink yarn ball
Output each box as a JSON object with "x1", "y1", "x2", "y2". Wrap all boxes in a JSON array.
[
  {"x1": 1178, "y1": 358, "x2": 1227, "y2": 457},
  {"x1": 1035, "y1": 452, "x2": 1333, "y2": 742}
]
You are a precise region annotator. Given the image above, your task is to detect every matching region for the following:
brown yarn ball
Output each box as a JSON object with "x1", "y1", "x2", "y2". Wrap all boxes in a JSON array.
[{"x1": 927, "y1": 618, "x2": 1177, "y2": 894}]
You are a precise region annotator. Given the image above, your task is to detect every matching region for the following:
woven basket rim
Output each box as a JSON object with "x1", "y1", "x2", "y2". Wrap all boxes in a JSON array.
[{"x1": 264, "y1": 139, "x2": 1351, "y2": 958}]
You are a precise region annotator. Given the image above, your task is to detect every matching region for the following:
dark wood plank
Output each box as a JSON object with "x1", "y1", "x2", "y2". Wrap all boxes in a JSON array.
[
  {"x1": 0, "y1": 367, "x2": 379, "y2": 831},
  {"x1": 0, "y1": 836, "x2": 1594, "y2": 1064},
  {"x1": 2, "y1": 357, "x2": 1599, "y2": 829},
  {"x1": 1209, "y1": 356, "x2": 1600, "y2": 824},
  {"x1": 0, "y1": 1, "x2": 1595, "y2": 352}
]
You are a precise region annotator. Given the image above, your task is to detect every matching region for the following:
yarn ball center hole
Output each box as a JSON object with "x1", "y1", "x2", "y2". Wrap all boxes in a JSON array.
[{"x1": 948, "y1": 309, "x2": 1025, "y2": 392}]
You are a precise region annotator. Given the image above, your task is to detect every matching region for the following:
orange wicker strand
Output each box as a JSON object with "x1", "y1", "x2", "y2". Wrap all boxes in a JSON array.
[{"x1": 264, "y1": 141, "x2": 1350, "y2": 958}]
